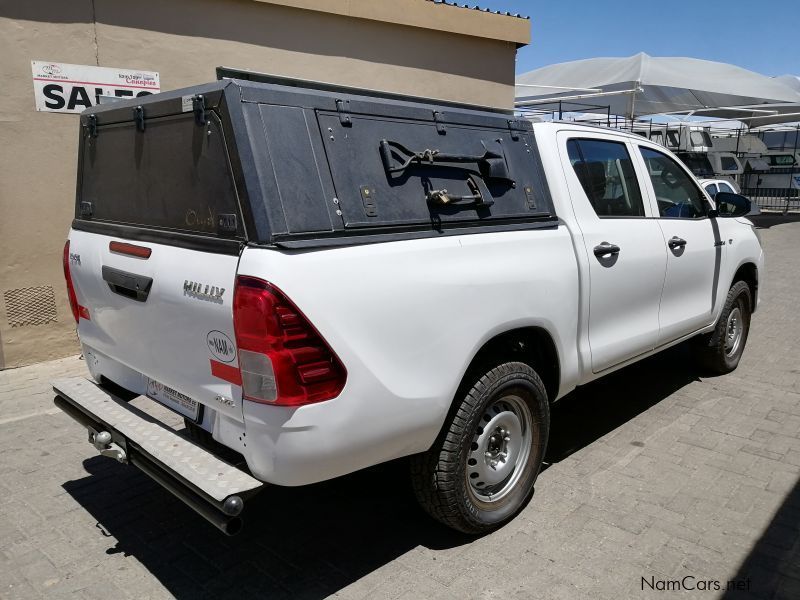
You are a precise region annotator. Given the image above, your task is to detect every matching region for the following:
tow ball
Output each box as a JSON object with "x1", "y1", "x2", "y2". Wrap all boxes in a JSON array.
[{"x1": 88, "y1": 429, "x2": 127, "y2": 463}]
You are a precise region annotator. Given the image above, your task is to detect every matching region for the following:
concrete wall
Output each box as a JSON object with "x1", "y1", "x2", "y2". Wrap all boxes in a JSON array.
[{"x1": 0, "y1": 0, "x2": 528, "y2": 368}]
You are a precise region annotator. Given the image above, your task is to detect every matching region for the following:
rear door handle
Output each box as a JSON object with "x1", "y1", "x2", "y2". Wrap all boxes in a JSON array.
[
  {"x1": 668, "y1": 236, "x2": 687, "y2": 250},
  {"x1": 593, "y1": 242, "x2": 621, "y2": 257},
  {"x1": 102, "y1": 265, "x2": 153, "y2": 302}
]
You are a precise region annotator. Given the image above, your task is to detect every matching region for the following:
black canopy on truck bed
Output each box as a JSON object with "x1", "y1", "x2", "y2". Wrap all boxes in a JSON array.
[{"x1": 75, "y1": 72, "x2": 556, "y2": 251}]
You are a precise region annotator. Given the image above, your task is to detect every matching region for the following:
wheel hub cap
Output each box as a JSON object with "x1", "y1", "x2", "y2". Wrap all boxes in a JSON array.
[
  {"x1": 467, "y1": 394, "x2": 533, "y2": 503},
  {"x1": 478, "y1": 413, "x2": 521, "y2": 485},
  {"x1": 725, "y1": 307, "x2": 743, "y2": 356}
]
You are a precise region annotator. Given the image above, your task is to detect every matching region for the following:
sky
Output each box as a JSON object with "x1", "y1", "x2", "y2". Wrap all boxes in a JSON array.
[{"x1": 475, "y1": 0, "x2": 799, "y2": 77}]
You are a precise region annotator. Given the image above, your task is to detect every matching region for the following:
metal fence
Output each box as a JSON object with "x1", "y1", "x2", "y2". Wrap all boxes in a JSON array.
[{"x1": 740, "y1": 168, "x2": 800, "y2": 212}]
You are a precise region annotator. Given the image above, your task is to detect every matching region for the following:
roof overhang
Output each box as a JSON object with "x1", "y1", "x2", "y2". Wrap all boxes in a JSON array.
[{"x1": 253, "y1": 0, "x2": 531, "y2": 46}]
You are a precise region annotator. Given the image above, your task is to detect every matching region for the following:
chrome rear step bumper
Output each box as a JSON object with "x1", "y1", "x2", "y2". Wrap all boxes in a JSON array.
[{"x1": 52, "y1": 377, "x2": 264, "y2": 535}]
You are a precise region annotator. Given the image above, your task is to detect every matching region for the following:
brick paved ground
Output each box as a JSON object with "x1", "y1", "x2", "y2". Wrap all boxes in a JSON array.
[{"x1": 1, "y1": 216, "x2": 799, "y2": 600}]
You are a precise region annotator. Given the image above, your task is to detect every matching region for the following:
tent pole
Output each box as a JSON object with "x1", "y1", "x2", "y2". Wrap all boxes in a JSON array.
[
  {"x1": 786, "y1": 124, "x2": 799, "y2": 214},
  {"x1": 629, "y1": 81, "x2": 639, "y2": 120}
]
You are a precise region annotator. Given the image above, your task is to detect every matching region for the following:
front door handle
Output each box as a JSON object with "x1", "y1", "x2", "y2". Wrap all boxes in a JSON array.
[
  {"x1": 668, "y1": 236, "x2": 687, "y2": 250},
  {"x1": 593, "y1": 242, "x2": 621, "y2": 257}
]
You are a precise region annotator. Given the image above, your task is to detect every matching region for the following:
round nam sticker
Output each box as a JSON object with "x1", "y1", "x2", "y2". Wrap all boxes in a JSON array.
[{"x1": 207, "y1": 330, "x2": 236, "y2": 363}]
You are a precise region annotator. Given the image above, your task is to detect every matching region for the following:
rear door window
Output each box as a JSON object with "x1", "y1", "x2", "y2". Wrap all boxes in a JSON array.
[
  {"x1": 79, "y1": 113, "x2": 243, "y2": 238},
  {"x1": 567, "y1": 138, "x2": 645, "y2": 217}
]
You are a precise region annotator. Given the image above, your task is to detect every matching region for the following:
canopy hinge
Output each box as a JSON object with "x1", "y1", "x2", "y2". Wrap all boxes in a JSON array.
[
  {"x1": 506, "y1": 119, "x2": 524, "y2": 141},
  {"x1": 335, "y1": 99, "x2": 352, "y2": 126},
  {"x1": 85, "y1": 114, "x2": 98, "y2": 138},
  {"x1": 193, "y1": 94, "x2": 207, "y2": 126},
  {"x1": 433, "y1": 111, "x2": 447, "y2": 135},
  {"x1": 134, "y1": 106, "x2": 146, "y2": 132}
]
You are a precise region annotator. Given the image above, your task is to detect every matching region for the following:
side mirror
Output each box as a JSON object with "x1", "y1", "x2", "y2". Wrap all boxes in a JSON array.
[{"x1": 713, "y1": 192, "x2": 751, "y2": 218}]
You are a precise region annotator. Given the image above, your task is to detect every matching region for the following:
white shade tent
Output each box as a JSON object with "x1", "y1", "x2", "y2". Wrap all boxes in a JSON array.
[{"x1": 515, "y1": 53, "x2": 800, "y2": 126}]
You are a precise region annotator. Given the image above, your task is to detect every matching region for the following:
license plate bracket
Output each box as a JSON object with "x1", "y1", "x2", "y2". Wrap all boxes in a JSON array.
[{"x1": 146, "y1": 378, "x2": 201, "y2": 422}]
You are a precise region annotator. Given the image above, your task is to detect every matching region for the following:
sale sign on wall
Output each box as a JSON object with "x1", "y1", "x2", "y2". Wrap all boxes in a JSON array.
[{"x1": 31, "y1": 61, "x2": 160, "y2": 114}]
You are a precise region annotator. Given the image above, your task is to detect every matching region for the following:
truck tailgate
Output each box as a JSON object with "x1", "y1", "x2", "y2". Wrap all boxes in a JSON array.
[{"x1": 68, "y1": 228, "x2": 243, "y2": 421}]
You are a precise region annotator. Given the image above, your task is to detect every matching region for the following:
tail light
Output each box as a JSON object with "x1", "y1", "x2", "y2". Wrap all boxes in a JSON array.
[
  {"x1": 62, "y1": 241, "x2": 83, "y2": 323},
  {"x1": 233, "y1": 276, "x2": 346, "y2": 406}
]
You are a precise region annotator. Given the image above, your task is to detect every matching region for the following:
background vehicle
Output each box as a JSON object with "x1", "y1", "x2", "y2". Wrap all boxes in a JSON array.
[
  {"x1": 705, "y1": 152, "x2": 743, "y2": 182},
  {"x1": 699, "y1": 178, "x2": 759, "y2": 215},
  {"x1": 54, "y1": 73, "x2": 764, "y2": 536}
]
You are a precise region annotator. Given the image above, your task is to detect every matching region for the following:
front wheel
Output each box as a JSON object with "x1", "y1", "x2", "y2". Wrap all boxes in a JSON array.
[
  {"x1": 694, "y1": 280, "x2": 752, "y2": 374},
  {"x1": 410, "y1": 362, "x2": 550, "y2": 534}
]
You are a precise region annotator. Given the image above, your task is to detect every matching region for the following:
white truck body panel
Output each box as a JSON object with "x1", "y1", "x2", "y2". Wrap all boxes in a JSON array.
[{"x1": 234, "y1": 228, "x2": 580, "y2": 484}]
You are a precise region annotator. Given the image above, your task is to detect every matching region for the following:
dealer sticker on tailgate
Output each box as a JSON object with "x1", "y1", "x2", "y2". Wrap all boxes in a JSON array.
[{"x1": 146, "y1": 378, "x2": 200, "y2": 421}]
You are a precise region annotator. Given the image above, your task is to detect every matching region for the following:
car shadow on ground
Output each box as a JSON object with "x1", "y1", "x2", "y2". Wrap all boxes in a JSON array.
[
  {"x1": 722, "y1": 476, "x2": 800, "y2": 599},
  {"x1": 545, "y1": 344, "x2": 701, "y2": 465},
  {"x1": 62, "y1": 345, "x2": 703, "y2": 599},
  {"x1": 750, "y1": 212, "x2": 800, "y2": 229}
]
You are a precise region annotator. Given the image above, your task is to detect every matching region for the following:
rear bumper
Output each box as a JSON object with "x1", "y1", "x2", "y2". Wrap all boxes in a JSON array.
[{"x1": 53, "y1": 377, "x2": 264, "y2": 535}]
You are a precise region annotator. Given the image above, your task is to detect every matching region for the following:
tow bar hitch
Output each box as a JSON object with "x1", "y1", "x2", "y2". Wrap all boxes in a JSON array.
[{"x1": 89, "y1": 429, "x2": 127, "y2": 463}]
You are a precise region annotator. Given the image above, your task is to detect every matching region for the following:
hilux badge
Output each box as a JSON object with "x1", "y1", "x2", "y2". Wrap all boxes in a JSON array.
[{"x1": 184, "y1": 280, "x2": 225, "y2": 301}]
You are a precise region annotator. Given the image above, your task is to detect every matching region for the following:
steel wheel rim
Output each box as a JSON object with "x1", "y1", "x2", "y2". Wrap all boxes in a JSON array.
[
  {"x1": 466, "y1": 393, "x2": 533, "y2": 504},
  {"x1": 725, "y1": 307, "x2": 743, "y2": 357}
]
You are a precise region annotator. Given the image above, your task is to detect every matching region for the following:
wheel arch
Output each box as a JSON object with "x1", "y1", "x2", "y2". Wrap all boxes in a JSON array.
[
  {"x1": 732, "y1": 262, "x2": 758, "y2": 312},
  {"x1": 459, "y1": 326, "x2": 561, "y2": 404}
]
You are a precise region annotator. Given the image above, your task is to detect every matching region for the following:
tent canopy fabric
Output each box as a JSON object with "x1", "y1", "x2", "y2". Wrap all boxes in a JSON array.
[
  {"x1": 776, "y1": 75, "x2": 800, "y2": 93},
  {"x1": 516, "y1": 53, "x2": 800, "y2": 123}
]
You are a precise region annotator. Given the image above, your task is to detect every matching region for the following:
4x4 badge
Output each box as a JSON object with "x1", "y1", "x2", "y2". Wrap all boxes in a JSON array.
[{"x1": 184, "y1": 280, "x2": 225, "y2": 301}]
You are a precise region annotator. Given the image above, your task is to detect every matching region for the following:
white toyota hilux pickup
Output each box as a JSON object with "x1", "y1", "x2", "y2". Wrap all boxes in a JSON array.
[{"x1": 55, "y1": 72, "x2": 764, "y2": 535}]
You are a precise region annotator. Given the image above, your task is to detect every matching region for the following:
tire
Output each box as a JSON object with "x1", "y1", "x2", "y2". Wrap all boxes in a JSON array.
[
  {"x1": 410, "y1": 361, "x2": 550, "y2": 534},
  {"x1": 694, "y1": 280, "x2": 752, "y2": 374}
]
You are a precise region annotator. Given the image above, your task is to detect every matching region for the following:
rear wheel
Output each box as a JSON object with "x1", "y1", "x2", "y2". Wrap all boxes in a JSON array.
[
  {"x1": 694, "y1": 280, "x2": 752, "y2": 374},
  {"x1": 410, "y1": 361, "x2": 549, "y2": 534}
]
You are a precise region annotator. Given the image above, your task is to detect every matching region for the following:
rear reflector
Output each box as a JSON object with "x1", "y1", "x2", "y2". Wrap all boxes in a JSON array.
[
  {"x1": 210, "y1": 359, "x2": 243, "y2": 386},
  {"x1": 109, "y1": 241, "x2": 152, "y2": 259},
  {"x1": 233, "y1": 276, "x2": 346, "y2": 406}
]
